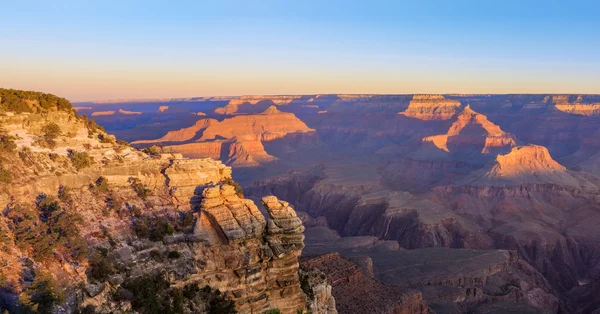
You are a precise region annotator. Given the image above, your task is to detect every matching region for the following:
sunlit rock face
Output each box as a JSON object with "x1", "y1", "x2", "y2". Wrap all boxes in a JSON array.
[
  {"x1": 457, "y1": 145, "x2": 597, "y2": 188},
  {"x1": 132, "y1": 106, "x2": 317, "y2": 167},
  {"x1": 398, "y1": 94, "x2": 462, "y2": 120},
  {"x1": 0, "y1": 92, "x2": 335, "y2": 314},
  {"x1": 214, "y1": 95, "x2": 303, "y2": 115},
  {"x1": 422, "y1": 105, "x2": 517, "y2": 155}
]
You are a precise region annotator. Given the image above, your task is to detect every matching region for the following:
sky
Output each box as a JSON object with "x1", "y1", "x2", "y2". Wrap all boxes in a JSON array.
[{"x1": 1, "y1": 0, "x2": 600, "y2": 101}]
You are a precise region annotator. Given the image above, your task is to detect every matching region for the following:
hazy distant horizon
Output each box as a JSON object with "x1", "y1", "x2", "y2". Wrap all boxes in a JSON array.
[{"x1": 68, "y1": 92, "x2": 600, "y2": 104}]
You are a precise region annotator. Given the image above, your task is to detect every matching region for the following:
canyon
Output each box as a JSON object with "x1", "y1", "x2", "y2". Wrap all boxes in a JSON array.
[
  {"x1": 4, "y1": 90, "x2": 600, "y2": 313},
  {"x1": 78, "y1": 93, "x2": 600, "y2": 313}
]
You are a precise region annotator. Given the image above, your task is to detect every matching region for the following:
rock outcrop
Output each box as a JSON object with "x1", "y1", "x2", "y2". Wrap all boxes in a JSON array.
[
  {"x1": 422, "y1": 105, "x2": 517, "y2": 156},
  {"x1": 215, "y1": 96, "x2": 302, "y2": 115},
  {"x1": 399, "y1": 94, "x2": 462, "y2": 120},
  {"x1": 459, "y1": 145, "x2": 596, "y2": 188},
  {"x1": 301, "y1": 253, "x2": 427, "y2": 314},
  {"x1": 0, "y1": 90, "x2": 335, "y2": 314},
  {"x1": 133, "y1": 106, "x2": 317, "y2": 167}
]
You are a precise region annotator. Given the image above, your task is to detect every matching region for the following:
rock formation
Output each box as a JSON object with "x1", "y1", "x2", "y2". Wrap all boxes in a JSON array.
[
  {"x1": 80, "y1": 92, "x2": 600, "y2": 313},
  {"x1": 398, "y1": 94, "x2": 462, "y2": 120},
  {"x1": 133, "y1": 106, "x2": 316, "y2": 167},
  {"x1": 215, "y1": 96, "x2": 302, "y2": 115},
  {"x1": 301, "y1": 253, "x2": 426, "y2": 314},
  {"x1": 459, "y1": 145, "x2": 596, "y2": 188},
  {"x1": 0, "y1": 90, "x2": 335, "y2": 314},
  {"x1": 422, "y1": 105, "x2": 517, "y2": 156}
]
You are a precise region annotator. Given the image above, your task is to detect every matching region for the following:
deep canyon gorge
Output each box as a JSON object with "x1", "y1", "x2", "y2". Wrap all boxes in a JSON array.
[{"x1": 3, "y1": 90, "x2": 600, "y2": 313}]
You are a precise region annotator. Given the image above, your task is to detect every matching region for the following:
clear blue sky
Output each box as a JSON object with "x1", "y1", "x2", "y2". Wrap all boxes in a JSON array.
[{"x1": 1, "y1": 0, "x2": 599, "y2": 101}]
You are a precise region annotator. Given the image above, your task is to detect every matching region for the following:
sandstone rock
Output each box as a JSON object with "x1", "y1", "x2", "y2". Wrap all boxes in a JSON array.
[
  {"x1": 262, "y1": 196, "x2": 306, "y2": 257},
  {"x1": 302, "y1": 253, "x2": 428, "y2": 314},
  {"x1": 200, "y1": 184, "x2": 266, "y2": 243},
  {"x1": 300, "y1": 268, "x2": 338, "y2": 314},
  {"x1": 421, "y1": 105, "x2": 517, "y2": 156},
  {"x1": 399, "y1": 94, "x2": 462, "y2": 120}
]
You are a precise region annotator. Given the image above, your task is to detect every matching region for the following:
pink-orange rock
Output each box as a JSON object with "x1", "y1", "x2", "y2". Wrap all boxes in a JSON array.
[{"x1": 398, "y1": 95, "x2": 462, "y2": 120}]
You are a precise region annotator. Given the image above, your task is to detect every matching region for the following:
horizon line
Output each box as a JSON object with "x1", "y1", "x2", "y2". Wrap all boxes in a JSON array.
[{"x1": 72, "y1": 92, "x2": 600, "y2": 103}]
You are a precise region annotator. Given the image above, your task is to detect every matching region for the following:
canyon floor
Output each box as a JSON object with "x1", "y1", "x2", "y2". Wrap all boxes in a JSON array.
[{"x1": 78, "y1": 94, "x2": 600, "y2": 313}]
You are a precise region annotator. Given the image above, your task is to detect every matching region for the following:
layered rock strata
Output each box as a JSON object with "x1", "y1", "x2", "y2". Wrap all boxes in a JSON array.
[{"x1": 399, "y1": 95, "x2": 462, "y2": 120}]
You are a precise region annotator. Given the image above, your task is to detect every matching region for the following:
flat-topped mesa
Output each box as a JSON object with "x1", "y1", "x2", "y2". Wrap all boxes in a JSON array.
[
  {"x1": 262, "y1": 195, "x2": 305, "y2": 257},
  {"x1": 399, "y1": 94, "x2": 462, "y2": 120},
  {"x1": 422, "y1": 105, "x2": 517, "y2": 155},
  {"x1": 118, "y1": 109, "x2": 142, "y2": 115},
  {"x1": 550, "y1": 94, "x2": 600, "y2": 116},
  {"x1": 199, "y1": 184, "x2": 266, "y2": 243},
  {"x1": 554, "y1": 103, "x2": 600, "y2": 116}
]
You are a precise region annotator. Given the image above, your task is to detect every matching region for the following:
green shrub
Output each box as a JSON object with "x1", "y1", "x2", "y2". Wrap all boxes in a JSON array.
[
  {"x1": 182, "y1": 283, "x2": 237, "y2": 314},
  {"x1": 133, "y1": 216, "x2": 174, "y2": 242},
  {"x1": 88, "y1": 251, "x2": 115, "y2": 282},
  {"x1": 116, "y1": 139, "x2": 130, "y2": 147},
  {"x1": 98, "y1": 134, "x2": 114, "y2": 144},
  {"x1": 69, "y1": 150, "x2": 92, "y2": 170},
  {"x1": 263, "y1": 310, "x2": 281, "y2": 314},
  {"x1": 128, "y1": 177, "x2": 151, "y2": 200},
  {"x1": 167, "y1": 250, "x2": 181, "y2": 259},
  {"x1": 150, "y1": 217, "x2": 174, "y2": 241},
  {"x1": 142, "y1": 145, "x2": 161, "y2": 156},
  {"x1": 0, "y1": 168, "x2": 12, "y2": 184},
  {"x1": 222, "y1": 177, "x2": 244, "y2": 198},
  {"x1": 42, "y1": 122, "x2": 61, "y2": 140},
  {"x1": 58, "y1": 185, "x2": 72, "y2": 202},
  {"x1": 21, "y1": 270, "x2": 64, "y2": 313},
  {"x1": 0, "y1": 88, "x2": 73, "y2": 113},
  {"x1": 94, "y1": 176, "x2": 110, "y2": 193},
  {"x1": 0, "y1": 134, "x2": 17, "y2": 153},
  {"x1": 181, "y1": 212, "x2": 195, "y2": 228},
  {"x1": 149, "y1": 250, "x2": 163, "y2": 261},
  {"x1": 118, "y1": 273, "x2": 171, "y2": 313},
  {"x1": 133, "y1": 216, "x2": 150, "y2": 238}
]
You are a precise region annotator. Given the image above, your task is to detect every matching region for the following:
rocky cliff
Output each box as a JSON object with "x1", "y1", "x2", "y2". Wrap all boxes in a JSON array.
[{"x1": 0, "y1": 89, "x2": 335, "y2": 314}]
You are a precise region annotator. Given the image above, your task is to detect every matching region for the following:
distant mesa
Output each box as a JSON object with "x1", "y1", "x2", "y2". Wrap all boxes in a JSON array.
[
  {"x1": 133, "y1": 107, "x2": 315, "y2": 167},
  {"x1": 118, "y1": 109, "x2": 142, "y2": 115},
  {"x1": 398, "y1": 94, "x2": 462, "y2": 120},
  {"x1": 421, "y1": 105, "x2": 517, "y2": 155},
  {"x1": 91, "y1": 109, "x2": 142, "y2": 116},
  {"x1": 156, "y1": 105, "x2": 194, "y2": 113},
  {"x1": 459, "y1": 145, "x2": 592, "y2": 188},
  {"x1": 73, "y1": 106, "x2": 92, "y2": 111},
  {"x1": 554, "y1": 103, "x2": 600, "y2": 116},
  {"x1": 214, "y1": 95, "x2": 302, "y2": 115},
  {"x1": 91, "y1": 110, "x2": 115, "y2": 116},
  {"x1": 552, "y1": 95, "x2": 600, "y2": 116}
]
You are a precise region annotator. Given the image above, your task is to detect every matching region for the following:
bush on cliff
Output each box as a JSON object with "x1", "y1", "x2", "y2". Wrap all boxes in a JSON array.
[
  {"x1": 20, "y1": 269, "x2": 64, "y2": 313},
  {"x1": 69, "y1": 150, "x2": 92, "y2": 170},
  {"x1": 0, "y1": 88, "x2": 72, "y2": 113},
  {"x1": 0, "y1": 134, "x2": 17, "y2": 153},
  {"x1": 0, "y1": 168, "x2": 12, "y2": 184},
  {"x1": 128, "y1": 177, "x2": 152, "y2": 200},
  {"x1": 222, "y1": 177, "x2": 244, "y2": 198}
]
